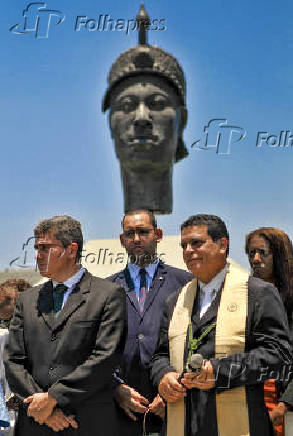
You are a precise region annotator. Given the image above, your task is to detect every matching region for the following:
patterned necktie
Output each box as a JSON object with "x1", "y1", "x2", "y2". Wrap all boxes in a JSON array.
[
  {"x1": 200, "y1": 288, "x2": 217, "y2": 318},
  {"x1": 53, "y1": 284, "x2": 67, "y2": 316},
  {"x1": 138, "y1": 269, "x2": 147, "y2": 313}
]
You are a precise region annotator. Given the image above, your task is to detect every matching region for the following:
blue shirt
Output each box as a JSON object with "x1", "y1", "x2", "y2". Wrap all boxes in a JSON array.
[
  {"x1": 127, "y1": 260, "x2": 159, "y2": 300},
  {"x1": 52, "y1": 267, "x2": 86, "y2": 309}
]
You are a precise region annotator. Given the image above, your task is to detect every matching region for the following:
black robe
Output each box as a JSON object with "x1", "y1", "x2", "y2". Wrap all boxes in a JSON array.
[{"x1": 150, "y1": 276, "x2": 292, "y2": 436}]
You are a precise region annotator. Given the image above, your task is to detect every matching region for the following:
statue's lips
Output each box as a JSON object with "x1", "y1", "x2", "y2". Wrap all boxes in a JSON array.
[
  {"x1": 129, "y1": 135, "x2": 159, "y2": 144},
  {"x1": 127, "y1": 138, "x2": 162, "y2": 152}
]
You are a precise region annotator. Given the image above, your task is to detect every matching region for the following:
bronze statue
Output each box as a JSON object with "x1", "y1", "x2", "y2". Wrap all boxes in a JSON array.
[{"x1": 102, "y1": 5, "x2": 188, "y2": 214}]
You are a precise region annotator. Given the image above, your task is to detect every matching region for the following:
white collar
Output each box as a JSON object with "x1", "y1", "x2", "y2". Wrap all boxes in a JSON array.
[
  {"x1": 199, "y1": 264, "x2": 228, "y2": 295},
  {"x1": 52, "y1": 267, "x2": 85, "y2": 289}
]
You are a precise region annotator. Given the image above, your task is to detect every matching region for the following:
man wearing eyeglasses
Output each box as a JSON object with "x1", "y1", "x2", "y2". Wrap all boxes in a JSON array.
[
  {"x1": 4, "y1": 215, "x2": 126, "y2": 436},
  {"x1": 108, "y1": 209, "x2": 192, "y2": 436}
]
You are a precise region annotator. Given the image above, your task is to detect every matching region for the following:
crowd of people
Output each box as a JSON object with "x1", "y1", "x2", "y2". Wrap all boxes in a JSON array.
[{"x1": 0, "y1": 212, "x2": 292, "y2": 436}]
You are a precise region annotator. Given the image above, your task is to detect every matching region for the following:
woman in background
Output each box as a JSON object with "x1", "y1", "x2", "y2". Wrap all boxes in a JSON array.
[
  {"x1": 0, "y1": 279, "x2": 31, "y2": 436},
  {"x1": 246, "y1": 227, "x2": 293, "y2": 436}
]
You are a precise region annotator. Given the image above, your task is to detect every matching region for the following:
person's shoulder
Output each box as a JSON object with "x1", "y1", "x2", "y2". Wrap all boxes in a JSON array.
[
  {"x1": 20, "y1": 282, "x2": 46, "y2": 300},
  {"x1": 248, "y1": 276, "x2": 278, "y2": 295},
  {"x1": 165, "y1": 279, "x2": 194, "y2": 310},
  {"x1": 87, "y1": 271, "x2": 125, "y2": 296},
  {"x1": 160, "y1": 263, "x2": 193, "y2": 280},
  {"x1": 248, "y1": 276, "x2": 280, "y2": 306},
  {"x1": 106, "y1": 269, "x2": 124, "y2": 282}
]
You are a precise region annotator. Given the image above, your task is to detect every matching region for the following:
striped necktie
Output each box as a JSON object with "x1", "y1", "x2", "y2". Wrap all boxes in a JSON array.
[
  {"x1": 138, "y1": 268, "x2": 147, "y2": 313},
  {"x1": 53, "y1": 283, "x2": 67, "y2": 317}
]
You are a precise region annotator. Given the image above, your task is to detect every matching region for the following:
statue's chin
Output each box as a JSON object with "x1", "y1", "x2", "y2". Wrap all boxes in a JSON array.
[{"x1": 120, "y1": 159, "x2": 172, "y2": 173}]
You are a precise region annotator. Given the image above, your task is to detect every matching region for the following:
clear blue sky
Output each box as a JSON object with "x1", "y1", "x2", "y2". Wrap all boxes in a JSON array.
[{"x1": 1, "y1": 0, "x2": 292, "y2": 270}]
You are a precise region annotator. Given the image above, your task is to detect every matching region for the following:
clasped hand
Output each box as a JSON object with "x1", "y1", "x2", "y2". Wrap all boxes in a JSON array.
[
  {"x1": 158, "y1": 360, "x2": 215, "y2": 403},
  {"x1": 24, "y1": 392, "x2": 78, "y2": 432},
  {"x1": 115, "y1": 384, "x2": 165, "y2": 421}
]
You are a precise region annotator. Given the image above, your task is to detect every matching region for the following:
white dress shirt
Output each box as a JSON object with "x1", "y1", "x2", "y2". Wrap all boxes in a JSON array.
[
  {"x1": 52, "y1": 267, "x2": 86, "y2": 309},
  {"x1": 198, "y1": 264, "x2": 228, "y2": 318}
]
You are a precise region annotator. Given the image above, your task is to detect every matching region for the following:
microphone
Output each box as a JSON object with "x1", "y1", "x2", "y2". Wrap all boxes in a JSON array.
[
  {"x1": 178, "y1": 354, "x2": 204, "y2": 383},
  {"x1": 187, "y1": 353, "x2": 204, "y2": 373}
]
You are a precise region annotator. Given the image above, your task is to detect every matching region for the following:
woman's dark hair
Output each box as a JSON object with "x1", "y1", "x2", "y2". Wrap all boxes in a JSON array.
[{"x1": 245, "y1": 227, "x2": 293, "y2": 323}]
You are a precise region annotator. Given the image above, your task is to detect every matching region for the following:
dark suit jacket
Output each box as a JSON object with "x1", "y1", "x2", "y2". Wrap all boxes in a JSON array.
[
  {"x1": 151, "y1": 276, "x2": 292, "y2": 436},
  {"x1": 108, "y1": 261, "x2": 192, "y2": 435},
  {"x1": 4, "y1": 270, "x2": 126, "y2": 436}
]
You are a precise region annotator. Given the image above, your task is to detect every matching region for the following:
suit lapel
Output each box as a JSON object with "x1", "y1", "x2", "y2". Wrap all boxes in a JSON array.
[
  {"x1": 37, "y1": 281, "x2": 54, "y2": 331},
  {"x1": 53, "y1": 271, "x2": 91, "y2": 332},
  {"x1": 122, "y1": 268, "x2": 141, "y2": 315},
  {"x1": 141, "y1": 262, "x2": 166, "y2": 317}
]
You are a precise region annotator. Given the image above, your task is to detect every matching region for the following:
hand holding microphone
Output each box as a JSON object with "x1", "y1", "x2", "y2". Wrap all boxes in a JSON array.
[
  {"x1": 180, "y1": 354, "x2": 215, "y2": 390},
  {"x1": 178, "y1": 353, "x2": 204, "y2": 383}
]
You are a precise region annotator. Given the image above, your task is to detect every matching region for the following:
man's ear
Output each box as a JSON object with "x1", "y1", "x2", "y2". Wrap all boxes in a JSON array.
[
  {"x1": 68, "y1": 242, "x2": 78, "y2": 259},
  {"x1": 219, "y1": 237, "x2": 229, "y2": 254},
  {"x1": 155, "y1": 228, "x2": 163, "y2": 243},
  {"x1": 119, "y1": 234, "x2": 125, "y2": 247}
]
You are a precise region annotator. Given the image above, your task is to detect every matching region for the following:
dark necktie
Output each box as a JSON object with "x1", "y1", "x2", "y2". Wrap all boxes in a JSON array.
[
  {"x1": 53, "y1": 284, "x2": 67, "y2": 316},
  {"x1": 138, "y1": 269, "x2": 147, "y2": 313}
]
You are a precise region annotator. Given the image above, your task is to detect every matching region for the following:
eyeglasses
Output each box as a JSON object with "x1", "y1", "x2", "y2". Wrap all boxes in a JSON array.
[
  {"x1": 248, "y1": 249, "x2": 271, "y2": 259},
  {"x1": 123, "y1": 228, "x2": 155, "y2": 239},
  {"x1": 180, "y1": 239, "x2": 207, "y2": 250},
  {"x1": 34, "y1": 243, "x2": 64, "y2": 253}
]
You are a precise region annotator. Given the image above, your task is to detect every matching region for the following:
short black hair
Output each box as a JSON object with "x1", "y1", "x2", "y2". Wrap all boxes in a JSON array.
[
  {"x1": 121, "y1": 209, "x2": 157, "y2": 229},
  {"x1": 181, "y1": 214, "x2": 229, "y2": 255}
]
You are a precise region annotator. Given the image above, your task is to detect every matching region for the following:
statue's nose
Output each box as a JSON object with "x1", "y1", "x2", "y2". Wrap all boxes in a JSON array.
[{"x1": 134, "y1": 103, "x2": 152, "y2": 128}]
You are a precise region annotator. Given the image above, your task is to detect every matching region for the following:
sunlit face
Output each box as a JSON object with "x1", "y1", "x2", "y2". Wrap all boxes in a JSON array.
[
  {"x1": 181, "y1": 225, "x2": 228, "y2": 283},
  {"x1": 0, "y1": 288, "x2": 19, "y2": 321},
  {"x1": 109, "y1": 74, "x2": 183, "y2": 172},
  {"x1": 120, "y1": 212, "x2": 162, "y2": 266},
  {"x1": 247, "y1": 235, "x2": 274, "y2": 283},
  {"x1": 34, "y1": 233, "x2": 71, "y2": 280}
]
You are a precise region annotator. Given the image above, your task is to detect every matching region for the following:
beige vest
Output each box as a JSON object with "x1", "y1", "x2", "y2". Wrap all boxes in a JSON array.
[{"x1": 167, "y1": 263, "x2": 250, "y2": 436}]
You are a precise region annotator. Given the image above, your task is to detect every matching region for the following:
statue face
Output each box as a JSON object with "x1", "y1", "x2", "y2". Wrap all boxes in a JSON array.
[{"x1": 109, "y1": 74, "x2": 183, "y2": 172}]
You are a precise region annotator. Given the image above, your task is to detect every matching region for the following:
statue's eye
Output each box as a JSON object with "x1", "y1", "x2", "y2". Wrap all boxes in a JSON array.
[
  {"x1": 148, "y1": 95, "x2": 168, "y2": 110},
  {"x1": 118, "y1": 98, "x2": 137, "y2": 113}
]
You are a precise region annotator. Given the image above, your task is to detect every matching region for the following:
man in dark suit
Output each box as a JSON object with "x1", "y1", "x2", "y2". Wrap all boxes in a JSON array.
[
  {"x1": 150, "y1": 214, "x2": 292, "y2": 436},
  {"x1": 4, "y1": 215, "x2": 126, "y2": 436},
  {"x1": 108, "y1": 209, "x2": 192, "y2": 436}
]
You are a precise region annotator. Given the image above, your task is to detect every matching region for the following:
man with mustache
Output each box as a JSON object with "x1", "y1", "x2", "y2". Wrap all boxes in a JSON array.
[
  {"x1": 108, "y1": 209, "x2": 192, "y2": 436},
  {"x1": 151, "y1": 214, "x2": 292, "y2": 436}
]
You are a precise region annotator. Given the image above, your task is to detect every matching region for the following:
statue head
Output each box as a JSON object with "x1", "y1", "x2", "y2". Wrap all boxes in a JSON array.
[{"x1": 102, "y1": 5, "x2": 188, "y2": 214}]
